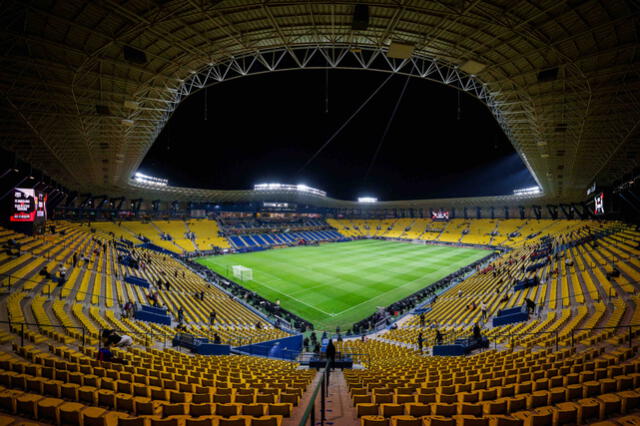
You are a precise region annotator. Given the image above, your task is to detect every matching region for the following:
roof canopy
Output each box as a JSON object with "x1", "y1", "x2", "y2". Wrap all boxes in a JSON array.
[{"x1": 1, "y1": 0, "x2": 638, "y2": 204}]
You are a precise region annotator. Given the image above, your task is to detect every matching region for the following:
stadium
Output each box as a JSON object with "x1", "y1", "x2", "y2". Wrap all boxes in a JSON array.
[{"x1": 0, "y1": 0, "x2": 640, "y2": 425}]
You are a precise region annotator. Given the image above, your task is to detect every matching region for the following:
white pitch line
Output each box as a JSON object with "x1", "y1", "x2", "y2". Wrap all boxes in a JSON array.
[
  {"x1": 331, "y1": 257, "x2": 479, "y2": 318},
  {"x1": 245, "y1": 269, "x2": 337, "y2": 317}
]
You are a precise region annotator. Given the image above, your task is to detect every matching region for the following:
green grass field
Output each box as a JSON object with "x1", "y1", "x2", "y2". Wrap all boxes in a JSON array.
[{"x1": 196, "y1": 240, "x2": 488, "y2": 330}]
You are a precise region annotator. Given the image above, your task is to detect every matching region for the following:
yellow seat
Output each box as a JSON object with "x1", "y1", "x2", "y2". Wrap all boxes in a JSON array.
[
  {"x1": 241, "y1": 403, "x2": 266, "y2": 417},
  {"x1": 216, "y1": 403, "x2": 240, "y2": 418},
  {"x1": 162, "y1": 403, "x2": 186, "y2": 417},
  {"x1": 452, "y1": 415, "x2": 489, "y2": 426},
  {"x1": 15, "y1": 393, "x2": 43, "y2": 418},
  {"x1": 357, "y1": 403, "x2": 379, "y2": 417},
  {"x1": 116, "y1": 393, "x2": 135, "y2": 413},
  {"x1": 391, "y1": 415, "x2": 421, "y2": 426},
  {"x1": 407, "y1": 403, "x2": 430, "y2": 417},
  {"x1": 247, "y1": 415, "x2": 282, "y2": 426},
  {"x1": 116, "y1": 416, "x2": 148, "y2": 426},
  {"x1": 381, "y1": 403, "x2": 404, "y2": 418},
  {"x1": 422, "y1": 416, "x2": 456, "y2": 426},
  {"x1": 598, "y1": 393, "x2": 622, "y2": 416},
  {"x1": 576, "y1": 398, "x2": 601, "y2": 423},
  {"x1": 361, "y1": 415, "x2": 389, "y2": 426},
  {"x1": 57, "y1": 401, "x2": 85, "y2": 425},
  {"x1": 185, "y1": 416, "x2": 219, "y2": 426},
  {"x1": 218, "y1": 416, "x2": 248, "y2": 426},
  {"x1": 458, "y1": 403, "x2": 483, "y2": 417},
  {"x1": 36, "y1": 397, "x2": 64, "y2": 422}
]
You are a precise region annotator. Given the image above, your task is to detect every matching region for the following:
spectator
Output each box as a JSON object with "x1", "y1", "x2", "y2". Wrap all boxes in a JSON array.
[
  {"x1": 417, "y1": 332, "x2": 424, "y2": 352},
  {"x1": 39, "y1": 266, "x2": 50, "y2": 280},
  {"x1": 57, "y1": 265, "x2": 67, "y2": 286},
  {"x1": 177, "y1": 307, "x2": 184, "y2": 323},
  {"x1": 213, "y1": 333, "x2": 221, "y2": 344},
  {"x1": 209, "y1": 310, "x2": 216, "y2": 325},
  {"x1": 102, "y1": 329, "x2": 133, "y2": 348},
  {"x1": 435, "y1": 329, "x2": 443, "y2": 345},
  {"x1": 326, "y1": 339, "x2": 336, "y2": 370},
  {"x1": 473, "y1": 323, "x2": 482, "y2": 343},
  {"x1": 480, "y1": 301, "x2": 488, "y2": 320},
  {"x1": 525, "y1": 298, "x2": 536, "y2": 315}
]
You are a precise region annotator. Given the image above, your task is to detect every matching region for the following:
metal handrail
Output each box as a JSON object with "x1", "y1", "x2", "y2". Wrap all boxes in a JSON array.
[
  {"x1": 298, "y1": 359, "x2": 330, "y2": 426},
  {"x1": 570, "y1": 323, "x2": 640, "y2": 348},
  {"x1": 0, "y1": 273, "x2": 121, "y2": 304},
  {"x1": 0, "y1": 319, "x2": 86, "y2": 347}
]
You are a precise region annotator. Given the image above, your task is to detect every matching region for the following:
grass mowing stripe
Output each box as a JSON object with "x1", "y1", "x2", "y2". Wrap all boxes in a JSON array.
[{"x1": 197, "y1": 240, "x2": 488, "y2": 330}]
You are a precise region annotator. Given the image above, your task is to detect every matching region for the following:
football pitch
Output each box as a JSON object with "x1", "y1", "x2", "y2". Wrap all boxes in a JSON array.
[{"x1": 196, "y1": 239, "x2": 488, "y2": 330}]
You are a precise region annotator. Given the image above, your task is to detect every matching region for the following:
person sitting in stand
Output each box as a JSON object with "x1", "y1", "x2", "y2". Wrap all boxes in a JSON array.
[
  {"x1": 213, "y1": 333, "x2": 221, "y2": 344},
  {"x1": 102, "y1": 329, "x2": 133, "y2": 348},
  {"x1": 39, "y1": 266, "x2": 51, "y2": 280}
]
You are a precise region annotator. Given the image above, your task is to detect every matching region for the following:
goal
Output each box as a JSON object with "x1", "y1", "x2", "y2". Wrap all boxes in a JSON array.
[{"x1": 231, "y1": 265, "x2": 253, "y2": 282}]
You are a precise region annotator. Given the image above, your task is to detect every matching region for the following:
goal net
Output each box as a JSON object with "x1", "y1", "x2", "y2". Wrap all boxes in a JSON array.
[{"x1": 231, "y1": 265, "x2": 253, "y2": 282}]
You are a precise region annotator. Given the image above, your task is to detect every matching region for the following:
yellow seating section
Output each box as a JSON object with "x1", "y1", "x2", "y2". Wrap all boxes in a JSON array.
[
  {"x1": 188, "y1": 219, "x2": 231, "y2": 250},
  {"x1": 1, "y1": 219, "x2": 640, "y2": 425},
  {"x1": 0, "y1": 222, "x2": 288, "y2": 349},
  {"x1": 0, "y1": 344, "x2": 313, "y2": 425}
]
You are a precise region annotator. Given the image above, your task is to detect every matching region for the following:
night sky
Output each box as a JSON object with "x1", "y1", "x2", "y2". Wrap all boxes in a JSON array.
[{"x1": 139, "y1": 69, "x2": 536, "y2": 201}]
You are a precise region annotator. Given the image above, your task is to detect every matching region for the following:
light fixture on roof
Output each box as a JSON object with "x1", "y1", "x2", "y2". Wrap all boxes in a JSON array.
[
  {"x1": 123, "y1": 100, "x2": 139, "y2": 109},
  {"x1": 513, "y1": 186, "x2": 541, "y2": 196},
  {"x1": 133, "y1": 172, "x2": 168, "y2": 186},
  {"x1": 253, "y1": 183, "x2": 326, "y2": 197},
  {"x1": 358, "y1": 197, "x2": 378, "y2": 203},
  {"x1": 121, "y1": 119, "x2": 134, "y2": 127},
  {"x1": 536, "y1": 141, "x2": 547, "y2": 146},
  {"x1": 460, "y1": 59, "x2": 487, "y2": 75},
  {"x1": 541, "y1": 153, "x2": 549, "y2": 158},
  {"x1": 387, "y1": 42, "x2": 415, "y2": 59}
]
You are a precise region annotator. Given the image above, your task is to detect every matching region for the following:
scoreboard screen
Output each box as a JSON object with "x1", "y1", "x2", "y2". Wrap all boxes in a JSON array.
[
  {"x1": 10, "y1": 188, "x2": 47, "y2": 223},
  {"x1": 593, "y1": 192, "x2": 605, "y2": 216},
  {"x1": 432, "y1": 210, "x2": 450, "y2": 220}
]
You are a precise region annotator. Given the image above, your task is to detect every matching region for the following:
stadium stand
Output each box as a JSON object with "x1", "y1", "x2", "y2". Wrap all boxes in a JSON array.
[
  {"x1": 1, "y1": 1, "x2": 640, "y2": 424},
  {"x1": 187, "y1": 219, "x2": 231, "y2": 251},
  {"x1": 219, "y1": 218, "x2": 346, "y2": 250},
  {"x1": 0, "y1": 217, "x2": 639, "y2": 425}
]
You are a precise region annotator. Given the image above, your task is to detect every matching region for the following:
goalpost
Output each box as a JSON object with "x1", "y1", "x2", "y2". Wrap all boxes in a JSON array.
[{"x1": 231, "y1": 265, "x2": 253, "y2": 282}]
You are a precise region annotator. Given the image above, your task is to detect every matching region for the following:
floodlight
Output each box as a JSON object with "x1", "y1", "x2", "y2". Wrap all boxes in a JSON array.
[{"x1": 358, "y1": 197, "x2": 378, "y2": 203}]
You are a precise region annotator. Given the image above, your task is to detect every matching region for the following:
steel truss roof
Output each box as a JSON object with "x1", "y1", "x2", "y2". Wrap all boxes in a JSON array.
[{"x1": 1, "y1": 0, "x2": 639, "y2": 206}]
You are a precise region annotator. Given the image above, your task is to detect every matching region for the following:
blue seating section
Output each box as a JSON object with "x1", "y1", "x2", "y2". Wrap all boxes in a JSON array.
[
  {"x1": 229, "y1": 230, "x2": 345, "y2": 249},
  {"x1": 235, "y1": 334, "x2": 303, "y2": 360},
  {"x1": 513, "y1": 276, "x2": 540, "y2": 291},
  {"x1": 492, "y1": 305, "x2": 529, "y2": 327},
  {"x1": 171, "y1": 332, "x2": 231, "y2": 355},
  {"x1": 124, "y1": 275, "x2": 150, "y2": 289},
  {"x1": 134, "y1": 304, "x2": 171, "y2": 325},
  {"x1": 433, "y1": 337, "x2": 489, "y2": 356}
]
